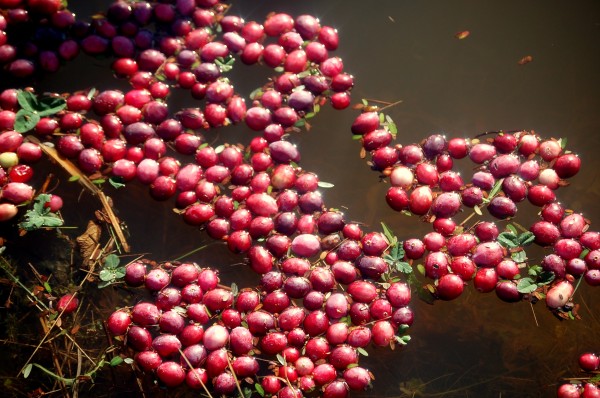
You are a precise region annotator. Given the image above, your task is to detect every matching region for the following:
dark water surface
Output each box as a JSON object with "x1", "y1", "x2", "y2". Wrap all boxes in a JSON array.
[{"x1": 26, "y1": 1, "x2": 600, "y2": 397}]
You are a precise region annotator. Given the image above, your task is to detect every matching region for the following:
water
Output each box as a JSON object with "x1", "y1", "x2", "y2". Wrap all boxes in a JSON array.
[{"x1": 8, "y1": 0, "x2": 600, "y2": 397}]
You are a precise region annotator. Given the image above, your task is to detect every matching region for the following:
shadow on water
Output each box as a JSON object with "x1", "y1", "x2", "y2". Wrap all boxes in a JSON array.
[{"x1": 1, "y1": 0, "x2": 600, "y2": 397}]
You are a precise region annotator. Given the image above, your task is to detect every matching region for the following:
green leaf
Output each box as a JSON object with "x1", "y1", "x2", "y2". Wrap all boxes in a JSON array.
[
  {"x1": 378, "y1": 112, "x2": 385, "y2": 123},
  {"x1": 36, "y1": 96, "x2": 67, "y2": 117},
  {"x1": 361, "y1": 99, "x2": 368, "y2": 106},
  {"x1": 473, "y1": 205, "x2": 483, "y2": 216},
  {"x1": 17, "y1": 90, "x2": 37, "y2": 111},
  {"x1": 538, "y1": 271, "x2": 555, "y2": 285},
  {"x1": 516, "y1": 277, "x2": 538, "y2": 294},
  {"x1": 356, "y1": 347, "x2": 369, "y2": 357},
  {"x1": 22, "y1": 363, "x2": 33, "y2": 378},
  {"x1": 511, "y1": 250, "x2": 527, "y2": 263},
  {"x1": 488, "y1": 178, "x2": 504, "y2": 199},
  {"x1": 396, "y1": 335, "x2": 411, "y2": 345},
  {"x1": 14, "y1": 109, "x2": 40, "y2": 133},
  {"x1": 416, "y1": 263, "x2": 426, "y2": 276},
  {"x1": 230, "y1": 282, "x2": 238, "y2": 296},
  {"x1": 317, "y1": 181, "x2": 334, "y2": 188},
  {"x1": 249, "y1": 87, "x2": 263, "y2": 100},
  {"x1": 110, "y1": 356, "x2": 124, "y2": 367},
  {"x1": 123, "y1": 357, "x2": 134, "y2": 365},
  {"x1": 395, "y1": 261, "x2": 412, "y2": 274},
  {"x1": 506, "y1": 224, "x2": 518, "y2": 235},
  {"x1": 87, "y1": 88, "x2": 97, "y2": 100},
  {"x1": 255, "y1": 383, "x2": 265, "y2": 397},
  {"x1": 517, "y1": 231, "x2": 535, "y2": 246},
  {"x1": 114, "y1": 267, "x2": 126, "y2": 279},
  {"x1": 103, "y1": 254, "x2": 120, "y2": 269},
  {"x1": 276, "y1": 353, "x2": 286, "y2": 366},
  {"x1": 497, "y1": 232, "x2": 518, "y2": 248},
  {"x1": 109, "y1": 177, "x2": 126, "y2": 189},
  {"x1": 294, "y1": 119, "x2": 306, "y2": 127},
  {"x1": 559, "y1": 137, "x2": 568, "y2": 150},
  {"x1": 380, "y1": 222, "x2": 396, "y2": 245},
  {"x1": 68, "y1": 175, "x2": 80, "y2": 182},
  {"x1": 528, "y1": 265, "x2": 542, "y2": 277},
  {"x1": 274, "y1": 66, "x2": 284, "y2": 73},
  {"x1": 99, "y1": 269, "x2": 115, "y2": 282},
  {"x1": 43, "y1": 282, "x2": 52, "y2": 293}
]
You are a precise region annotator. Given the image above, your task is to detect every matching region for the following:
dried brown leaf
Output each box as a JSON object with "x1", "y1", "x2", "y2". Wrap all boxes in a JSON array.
[
  {"x1": 455, "y1": 30, "x2": 470, "y2": 40},
  {"x1": 518, "y1": 55, "x2": 533, "y2": 65}
]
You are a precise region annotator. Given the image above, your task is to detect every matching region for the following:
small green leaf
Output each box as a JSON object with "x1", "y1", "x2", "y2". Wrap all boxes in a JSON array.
[
  {"x1": 276, "y1": 353, "x2": 286, "y2": 366},
  {"x1": 380, "y1": 222, "x2": 396, "y2": 245},
  {"x1": 352, "y1": 134, "x2": 363, "y2": 140},
  {"x1": 317, "y1": 181, "x2": 334, "y2": 188},
  {"x1": 559, "y1": 137, "x2": 568, "y2": 150},
  {"x1": 43, "y1": 282, "x2": 52, "y2": 293},
  {"x1": 230, "y1": 282, "x2": 239, "y2": 296},
  {"x1": 294, "y1": 119, "x2": 306, "y2": 127},
  {"x1": 356, "y1": 347, "x2": 369, "y2": 357},
  {"x1": 488, "y1": 179, "x2": 504, "y2": 199},
  {"x1": 361, "y1": 99, "x2": 368, "y2": 106},
  {"x1": 517, "y1": 231, "x2": 535, "y2": 246},
  {"x1": 416, "y1": 263, "x2": 426, "y2": 276},
  {"x1": 497, "y1": 232, "x2": 518, "y2": 248},
  {"x1": 87, "y1": 88, "x2": 97, "y2": 100},
  {"x1": 14, "y1": 109, "x2": 40, "y2": 133},
  {"x1": 528, "y1": 265, "x2": 542, "y2": 277},
  {"x1": 36, "y1": 96, "x2": 67, "y2": 117},
  {"x1": 396, "y1": 261, "x2": 412, "y2": 274},
  {"x1": 249, "y1": 87, "x2": 263, "y2": 100},
  {"x1": 214, "y1": 145, "x2": 225, "y2": 154},
  {"x1": 68, "y1": 175, "x2": 80, "y2": 182},
  {"x1": 114, "y1": 267, "x2": 126, "y2": 279},
  {"x1": 22, "y1": 363, "x2": 33, "y2": 378},
  {"x1": 506, "y1": 224, "x2": 518, "y2": 235},
  {"x1": 473, "y1": 205, "x2": 483, "y2": 216},
  {"x1": 17, "y1": 90, "x2": 37, "y2": 111},
  {"x1": 99, "y1": 269, "x2": 115, "y2": 282},
  {"x1": 110, "y1": 356, "x2": 124, "y2": 367},
  {"x1": 104, "y1": 254, "x2": 120, "y2": 269},
  {"x1": 274, "y1": 66, "x2": 284, "y2": 73},
  {"x1": 511, "y1": 250, "x2": 527, "y2": 263},
  {"x1": 516, "y1": 277, "x2": 538, "y2": 294},
  {"x1": 255, "y1": 383, "x2": 265, "y2": 397},
  {"x1": 109, "y1": 177, "x2": 126, "y2": 189},
  {"x1": 123, "y1": 357, "x2": 134, "y2": 365}
]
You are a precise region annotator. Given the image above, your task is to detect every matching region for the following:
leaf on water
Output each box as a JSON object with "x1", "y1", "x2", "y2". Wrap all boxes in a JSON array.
[
  {"x1": 231, "y1": 282, "x2": 239, "y2": 296},
  {"x1": 378, "y1": 112, "x2": 385, "y2": 124},
  {"x1": 473, "y1": 205, "x2": 483, "y2": 216},
  {"x1": 396, "y1": 261, "x2": 412, "y2": 274},
  {"x1": 361, "y1": 99, "x2": 369, "y2": 106},
  {"x1": 506, "y1": 224, "x2": 518, "y2": 235},
  {"x1": 488, "y1": 179, "x2": 504, "y2": 199},
  {"x1": 22, "y1": 363, "x2": 33, "y2": 378},
  {"x1": 68, "y1": 175, "x2": 80, "y2": 182},
  {"x1": 380, "y1": 222, "x2": 396, "y2": 245},
  {"x1": 214, "y1": 145, "x2": 225, "y2": 154},
  {"x1": 99, "y1": 269, "x2": 115, "y2": 282},
  {"x1": 518, "y1": 55, "x2": 533, "y2": 65},
  {"x1": 455, "y1": 30, "x2": 470, "y2": 40},
  {"x1": 19, "y1": 195, "x2": 64, "y2": 231},
  {"x1": 357, "y1": 347, "x2": 369, "y2": 357},
  {"x1": 14, "y1": 109, "x2": 40, "y2": 133},
  {"x1": 516, "y1": 277, "x2": 538, "y2": 294},
  {"x1": 104, "y1": 254, "x2": 120, "y2": 269},
  {"x1": 255, "y1": 383, "x2": 265, "y2": 397},
  {"x1": 517, "y1": 231, "x2": 535, "y2": 246},
  {"x1": 416, "y1": 263, "x2": 426, "y2": 276},
  {"x1": 114, "y1": 267, "x2": 126, "y2": 279},
  {"x1": 276, "y1": 353, "x2": 286, "y2": 366},
  {"x1": 110, "y1": 356, "x2": 124, "y2": 367},
  {"x1": 43, "y1": 282, "x2": 52, "y2": 293},
  {"x1": 36, "y1": 96, "x2": 67, "y2": 117},
  {"x1": 317, "y1": 181, "x2": 334, "y2": 188},
  {"x1": 87, "y1": 88, "x2": 97, "y2": 100},
  {"x1": 109, "y1": 177, "x2": 126, "y2": 189},
  {"x1": 497, "y1": 232, "x2": 518, "y2": 248},
  {"x1": 511, "y1": 250, "x2": 527, "y2": 263},
  {"x1": 559, "y1": 137, "x2": 568, "y2": 150},
  {"x1": 274, "y1": 66, "x2": 284, "y2": 73},
  {"x1": 123, "y1": 357, "x2": 134, "y2": 365}
]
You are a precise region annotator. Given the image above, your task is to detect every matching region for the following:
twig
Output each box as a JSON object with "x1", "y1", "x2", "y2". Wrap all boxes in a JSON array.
[
  {"x1": 226, "y1": 353, "x2": 245, "y2": 398},
  {"x1": 529, "y1": 301, "x2": 539, "y2": 327},
  {"x1": 178, "y1": 348, "x2": 214, "y2": 398}
]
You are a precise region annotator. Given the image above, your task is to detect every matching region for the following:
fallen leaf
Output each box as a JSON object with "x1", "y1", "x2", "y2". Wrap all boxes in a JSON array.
[
  {"x1": 518, "y1": 55, "x2": 533, "y2": 65},
  {"x1": 455, "y1": 30, "x2": 470, "y2": 40}
]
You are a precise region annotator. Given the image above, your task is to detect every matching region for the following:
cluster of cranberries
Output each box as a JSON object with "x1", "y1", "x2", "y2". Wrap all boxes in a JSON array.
[
  {"x1": 557, "y1": 351, "x2": 600, "y2": 397},
  {"x1": 350, "y1": 114, "x2": 599, "y2": 303},
  {"x1": 106, "y1": 257, "x2": 412, "y2": 396}
]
